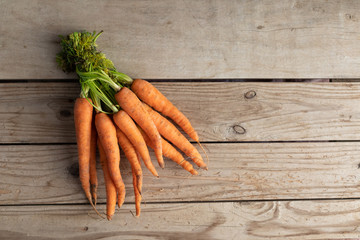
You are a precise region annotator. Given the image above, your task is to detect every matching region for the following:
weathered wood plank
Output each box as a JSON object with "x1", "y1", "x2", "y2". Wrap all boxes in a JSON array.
[
  {"x1": 1, "y1": 82, "x2": 359, "y2": 143},
  {"x1": 1, "y1": 0, "x2": 360, "y2": 79},
  {"x1": 1, "y1": 142, "x2": 360, "y2": 205},
  {"x1": 1, "y1": 200, "x2": 360, "y2": 239}
]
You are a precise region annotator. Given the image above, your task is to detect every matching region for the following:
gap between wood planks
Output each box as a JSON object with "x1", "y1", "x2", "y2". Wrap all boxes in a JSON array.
[
  {"x1": 1, "y1": 139, "x2": 360, "y2": 146},
  {"x1": 3, "y1": 197, "x2": 360, "y2": 208},
  {"x1": 0, "y1": 79, "x2": 359, "y2": 83}
]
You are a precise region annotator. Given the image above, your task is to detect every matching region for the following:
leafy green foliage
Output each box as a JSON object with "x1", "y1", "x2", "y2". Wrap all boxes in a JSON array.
[
  {"x1": 56, "y1": 31, "x2": 115, "y2": 73},
  {"x1": 56, "y1": 31, "x2": 133, "y2": 113}
]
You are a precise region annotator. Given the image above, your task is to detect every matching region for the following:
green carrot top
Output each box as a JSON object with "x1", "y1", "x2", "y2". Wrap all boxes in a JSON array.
[{"x1": 56, "y1": 30, "x2": 132, "y2": 113}]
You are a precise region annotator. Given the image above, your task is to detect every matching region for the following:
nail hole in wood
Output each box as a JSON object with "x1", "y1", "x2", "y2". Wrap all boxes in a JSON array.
[
  {"x1": 244, "y1": 90, "x2": 256, "y2": 99},
  {"x1": 233, "y1": 125, "x2": 246, "y2": 134}
]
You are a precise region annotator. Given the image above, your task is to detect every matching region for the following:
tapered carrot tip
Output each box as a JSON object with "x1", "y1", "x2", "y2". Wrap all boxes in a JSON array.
[
  {"x1": 86, "y1": 195, "x2": 105, "y2": 219},
  {"x1": 91, "y1": 185, "x2": 97, "y2": 205},
  {"x1": 118, "y1": 190, "x2": 126, "y2": 208},
  {"x1": 156, "y1": 153, "x2": 165, "y2": 169},
  {"x1": 202, "y1": 166, "x2": 208, "y2": 171},
  {"x1": 107, "y1": 214, "x2": 113, "y2": 221},
  {"x1": 190, "y1": 169, "x2": 198, "y2": 175}
]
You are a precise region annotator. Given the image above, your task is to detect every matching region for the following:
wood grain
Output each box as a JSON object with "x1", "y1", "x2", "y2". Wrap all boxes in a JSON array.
[
  {"x1": 1, "y1": 200, "x2": 360, "y2": 239},
  {"x1": 1, "y1": 0, "x2": 360, "y2": 79},
  {"x1": 1, "y1": 142, "x2": 360, "y2": 205},
  {"x1": 0, "y1": 82, "x2": 359, "y2": 143}
]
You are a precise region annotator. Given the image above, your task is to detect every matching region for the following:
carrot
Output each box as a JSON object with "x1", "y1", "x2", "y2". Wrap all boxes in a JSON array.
[
  {"x1": 114, "y1": 110, "x2": 158, "y2": 176},
  {"x1": 116, "y1": 127, "x2": 143, "y2": 189},
  {"x1": 89, "y1": 123, "x2": 98, "y2": 205},
  {"x1": 142, "y1": 103, "x2": 207, "y2": 170},
  {"x1": 131, "y1": 79, "x2": 199, "y2": 142},
  {"x1": 74, "y1": 98, "x2": 103, "y2": 218},
  {"x1": 139, "y1": 128, "x2": 198, "y2": 175},
  {"x1": 95, "y1": 112, "x2": 126, "y2": 207},
  {"x1": 115, "y1": 87, "x2": 164, "y2": 168},
  {"x1": 135, "y1": 151, "x2": 143, "y2": 194},
  {"x1": 74, "y1": 99, "x2": 95, "y2": 200},
  {"x1": 132, "y1": 165, "x2": 142, "y2": 217},
  {"x1": 115, "y1": 128, "x2": 143, "y2": 216},
  {"x1": 98, "y1": 139, "x2": 117, "y2": 220}
]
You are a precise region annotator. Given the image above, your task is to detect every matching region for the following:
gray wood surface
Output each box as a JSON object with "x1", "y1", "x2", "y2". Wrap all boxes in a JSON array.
[
  {"x1": 1, "y1": 1, "x2": 360, "y2": 237},
  {"x1": 1, "y1": 200, "x2": 360, "y2": 239},
  {"x1": 1, "y1": 82, "x2": 359, "y2": 143},
  {"x1": 1, "y1": 142, "x2": 359, "y2": 205},
  {"x1": 1, "y1": 0, "x2": 360, "y2": 79}
]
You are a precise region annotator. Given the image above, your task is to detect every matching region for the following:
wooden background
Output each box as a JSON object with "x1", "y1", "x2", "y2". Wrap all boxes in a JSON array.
[{"x1": 1, "y1": 1, "x2": 360, "y2": 239}]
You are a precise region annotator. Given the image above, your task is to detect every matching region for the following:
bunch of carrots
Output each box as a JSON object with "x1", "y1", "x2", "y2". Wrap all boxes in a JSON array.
[{"x1": 56, "y1": 31, "x2": 207, "y2": 220}]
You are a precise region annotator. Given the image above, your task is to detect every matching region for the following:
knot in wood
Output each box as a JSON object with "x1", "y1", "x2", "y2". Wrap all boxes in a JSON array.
[
  {"x1": 244, "y1": 90, "x2": 256, "y2": 99},
  {"x1": 345, "y1": 13, "x2": 353, "y2": 20},
  {"x1": 60, "y1": 109, "x2": 72, "y2": 118},
  {"x1": 68, "y1": 163, "x2": 79, "y2": 177},
  {"x1": 233, "y1": 125, "x2": 246, "y2": 134}
]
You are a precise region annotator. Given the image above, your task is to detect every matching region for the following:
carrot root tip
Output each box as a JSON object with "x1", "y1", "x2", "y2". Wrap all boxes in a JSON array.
[
  {"x1": 118, "y1": 194, "x2": 125, "y2": 208},
  {"x1": 86, "y1": 194, "x2": 104, "y2": 218},
  {"x1": 197, "y1": 141, "x2": 209, "y2": 168},
  {"x1": 88, "y1": 198, "x2": 105, "y2": 219}
]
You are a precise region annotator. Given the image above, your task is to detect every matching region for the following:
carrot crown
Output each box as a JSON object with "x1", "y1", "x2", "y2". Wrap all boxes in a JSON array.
[{"x1": 56, "y1": 30, "x2": 133, "y2": 113}]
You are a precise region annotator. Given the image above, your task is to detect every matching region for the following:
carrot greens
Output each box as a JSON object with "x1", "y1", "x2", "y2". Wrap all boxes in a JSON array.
[{"x1": 56, "y1": 30, "x2": 132, "y2": 113}]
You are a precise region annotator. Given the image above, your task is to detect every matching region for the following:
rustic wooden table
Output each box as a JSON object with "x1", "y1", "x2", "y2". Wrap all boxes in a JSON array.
[{"x1": 1, "y1": 1, "x2": 360, "y2": 239}]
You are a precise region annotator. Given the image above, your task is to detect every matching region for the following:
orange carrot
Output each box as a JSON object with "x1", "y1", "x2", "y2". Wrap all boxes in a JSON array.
[
  {"x1": 74, "y1": 98, "x2": 93, "y2": 203},
  {"x1": 142, "y1": 103, "x2": 207, "y2": 170},
  {"x1": 135, "y1": 151, "x2": 143, "y2": 194},
  {"x1": 139, "y1": 128, "x2": 198, "y2": 175},
  {"x1": 95, "y1": 112, "x2": 126, "y2": 207},
  {"x1": 116, "y1": 129, "x2": 143, "y2": 216},
  {"x1": 74, "y1": 98, "x2": 103, "y2": 217},
  {"x1": 114, "y1": 110, "x2": 159, "y2": 176},
  {"x1": 98, "y1": 139, "x2": 117, "y2": 220},
  {"x1": 116, "y1": 127, "x2": 143, "y2": 188},
  {"x1": 132, "y1": 165, "x2": 142, "y2": 217},
  {"x1": 89, "y1": 123, "x2": 98, "y2": 205},
  {"x1": 131, "y1": 79, "x2": 199, "y2": 142},
  {"x1": 115, "y1": 87, "x2": 164, "y2": 168}
]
